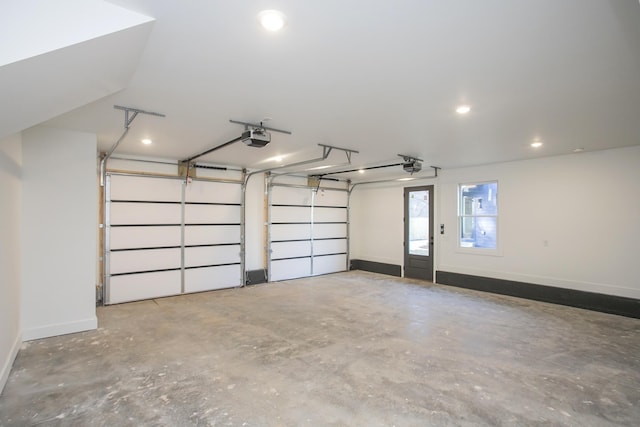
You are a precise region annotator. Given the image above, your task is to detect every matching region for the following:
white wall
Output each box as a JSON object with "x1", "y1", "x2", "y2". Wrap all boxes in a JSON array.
[
  {"x1": 350, "y1": 185, "x2": 405, "y2": 266},
  {"x1": 21, "y1": 126, "x2": 97, "y2": 341},
  {"x1": 438, "y1": 146, "x2": 640, "y2": 299},
  {"x1": 0, "y1": 133, "x2": 22, "y2": 393},
  {"x1": 351, "y1": 146, "x2": 640, "y2": 299}
]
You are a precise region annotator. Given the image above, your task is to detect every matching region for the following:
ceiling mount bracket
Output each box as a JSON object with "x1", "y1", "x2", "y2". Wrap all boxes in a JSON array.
[
  {"x1": 100, "y1": 105, "x2": 166, "y2": 186},
  {"x1": 114, "y1": 105, "x2": 166, "y2": 129},
  {"x1": 229, "y1": 119, "x2": 292, "y2": 135},
  {"x1": 318, "y1": 144, "x2": 359, "y2": 164}
]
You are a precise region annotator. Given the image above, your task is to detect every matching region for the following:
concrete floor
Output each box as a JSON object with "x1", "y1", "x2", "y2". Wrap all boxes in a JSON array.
[{"x1": 1, "y1": 271, "x2": 639, "y2": 426}]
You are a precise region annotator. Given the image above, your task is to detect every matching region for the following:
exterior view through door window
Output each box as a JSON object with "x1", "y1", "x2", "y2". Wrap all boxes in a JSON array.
[{"x1": 408, "y1": 190, "x2": 429, "y2": 256}]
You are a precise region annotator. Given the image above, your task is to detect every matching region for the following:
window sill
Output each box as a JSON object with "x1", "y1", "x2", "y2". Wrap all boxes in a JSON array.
[{"x1": 455, "y1": 246, "x2": 503, "y2": 257}]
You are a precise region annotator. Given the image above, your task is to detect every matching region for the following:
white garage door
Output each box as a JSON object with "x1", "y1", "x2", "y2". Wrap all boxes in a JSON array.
[
  {"x1": 105, "y1": 174, "x2": 242, "y2": 304},
  {"x1": 268, "y1": 176, "x2": 349, "y2": 282}
]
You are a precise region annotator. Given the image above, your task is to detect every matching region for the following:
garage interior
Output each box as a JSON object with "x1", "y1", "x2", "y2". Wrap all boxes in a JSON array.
[{"x1": 1, "y1": 1, "x2": 639, "y2": 426}]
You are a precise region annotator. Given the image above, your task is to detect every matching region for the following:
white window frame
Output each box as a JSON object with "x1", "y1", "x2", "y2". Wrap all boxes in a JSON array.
[{"x1": 456, "y1": 180, "x2": 501, "y2": 256}]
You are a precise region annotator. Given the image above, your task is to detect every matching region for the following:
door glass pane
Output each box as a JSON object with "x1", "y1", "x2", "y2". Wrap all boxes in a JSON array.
[{"x1": 408, "y1": 190, "x2": 429, "y2": 256}]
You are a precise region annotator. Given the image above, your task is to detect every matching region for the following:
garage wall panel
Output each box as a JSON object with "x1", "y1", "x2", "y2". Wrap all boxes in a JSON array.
[
  {"x1": 270, "y1": 223, "x2": 312, "y2": 241},
  {"x1": 267, "y1": 177, "x2": 349, "y2": 281},
  {"x1": 182, "y1": 179, "x2": 242, "y2": 294},
  {"x1": 271, "y1": 206, "x2": 311, "y2": 223},
  {"x1": 314, "y1": 254, "x2": 348, "y2": 276},
  {"x1": 271, "y1": 241, "x2": 312, "y2": 259},
  {"x1": 314, "y1": 206, "x2": 347, "y2": 223},
  {"x1": 185, "y1": 265, "x2": 241, "y2": 293},
  {"x1": 313, "y1": 223, "x2": 347, "y2": 240},
  {"x1": 184, "y1": 204, "x2": 241, "y2": 223},
  {"x1": 110, "y1": 225, "x2": 181, "y2": 249},
  {"x1": 314, "y1": 189, "x2": 348, "y2": 206},
  {"x1": 184, "y1": 225, "x2": 240, "y2": 245},
  {"x1": 110, "y1": 248, "x2": 181, "y2": 275},
  {"x1": 271, "y1": 258, "x2": 312, "y2": 282},
  {"x1": 110, "y1": 175, "x2": 182, "y2": 202},
  {"x1": 185, "y1": 245, "x2": 240, "y2": 267},
  {"x1": 185, "y1": 180, "x2": 241, "y2": 203},
  {"x1": 106, "y1": 173, "x2": 243, "y2": 304},
  {"x1": 110, "y1": 202, "x2": 181, "y2": 225},
  {"x1": 314, "y1": 239, "x2": 347, "y2": 256},
  {"x1": 109, "y1": 271, "x2": 181, "y2": 305}
]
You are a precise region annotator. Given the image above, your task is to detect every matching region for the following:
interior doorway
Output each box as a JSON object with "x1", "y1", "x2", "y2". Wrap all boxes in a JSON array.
[{"x1": 404, "y1": 185, "x2": 434, "y2": 281}]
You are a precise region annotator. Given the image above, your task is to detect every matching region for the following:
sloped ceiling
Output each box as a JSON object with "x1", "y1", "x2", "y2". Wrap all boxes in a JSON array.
[
  {"x1": 0, "y1": 0, "x2": 154, "y2": 140},
  {"x1": 4, "y1": 0, "x2": 640, "y2": 181}
]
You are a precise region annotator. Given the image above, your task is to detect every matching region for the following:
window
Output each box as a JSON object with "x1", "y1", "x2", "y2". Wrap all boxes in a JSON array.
[{"x1": 459, "y1": 181, "x2": 498, "y2": 249}]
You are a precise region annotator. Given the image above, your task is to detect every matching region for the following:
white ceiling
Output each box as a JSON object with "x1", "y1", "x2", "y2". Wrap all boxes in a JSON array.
[{"x1": 16, "y1": 1, "x2": 640, "y2": 180}]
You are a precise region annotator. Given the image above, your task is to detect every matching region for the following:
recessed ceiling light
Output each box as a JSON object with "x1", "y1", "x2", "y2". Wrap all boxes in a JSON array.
[
  {"x1": 358, "y1": 169, "x2": 365, "y2": 174},
  {"x1": 531, "y1": 141, "x2": 543, "y2": 148},
  {"x1": 258, "y1": 10, "x2": 287, "y2": 32},
  {"x1": 141, "y1": 139, "x2": 152, "y2": 145},
  {"x1": 573, "y1": 148, "x2": 584, "y2": 153},
  {"x1": 456, "y1": 105, "x2": 471, "y2": 114}
]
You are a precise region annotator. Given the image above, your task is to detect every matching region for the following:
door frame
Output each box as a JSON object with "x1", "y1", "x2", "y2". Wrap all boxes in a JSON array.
[{"x1": 403, "y1": 185, "x2": 434, "y2": 281}]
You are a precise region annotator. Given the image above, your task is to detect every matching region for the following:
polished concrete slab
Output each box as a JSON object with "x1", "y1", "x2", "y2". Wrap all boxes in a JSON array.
[{"x1": 1, "y1": 271, "x2": 639, "y2": 426}]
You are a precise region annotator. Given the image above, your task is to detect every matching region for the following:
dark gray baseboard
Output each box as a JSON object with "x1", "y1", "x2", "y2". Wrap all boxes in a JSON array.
[
  {"x1": 351, "y1": 259, "x2": 402, "y2": 277},
  {"x1": 436, "y1": 271, "x2": 640, "y2": 319},
  {"x1": 246, "y1": 269, "x2": 267, "y2": 286}
]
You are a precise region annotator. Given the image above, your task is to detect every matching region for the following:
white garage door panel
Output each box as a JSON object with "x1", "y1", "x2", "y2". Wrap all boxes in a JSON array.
[
  {"x1": 314, "y1": 239, "x2": 347, "y2": 255},
  {"x1": 314, "y1": 223, "x2": 347, "y2": 239},
  {"x1": 314, "y1": 190, "x2": 348, "y2": 206},
  {"x1": 184, "y1": 225, "x2": 240, "y2": 245},
  {"x1": 110, "y1": 248, "x2": 181, "y2": 274},
  {"x1": 109, "y1": 270, "x2": 181, "y2": 304},
  {"x1": 184, "y1": 245, "x2": 240, "y2": 267},
  {"x1": 185, "y1": 265, "x2": 241, "y2": 293},
  {"x1": 272, "y1": 186, "x2": 311, "y2": 205},
  {"x1": 271, "y1": 241, "x2": 311, "y2": 259},
  {"x1": 313, "y1": 254, "x2": 347, "y2": 276},
  {"x1": 271, "y1": 206, "x2": 311, "y2": 223},
  {"x1": 110, "y1": 226, "x2": 181, "y2": 249},
  {"x1": 110, "y1": 175, "x2": 182, "y2": 201},
  {"x1": 184, "y1": 204, "x2": 241, "y2": 223},
  {"x1": 271, "y1": 258, "x2": 311, "y2": 282},
  {"x1": 314, "y1": 207, "x2": 347, "y2": 222},
  {"x1": 271, "y1": 224, "x2": 311, "y2": 241},
  {"x1": 110, "y1": 203, "x2": 181, "y2": 225},
  {"x1": 185, "y1": 181, "x2": 241, "y2": 204}
]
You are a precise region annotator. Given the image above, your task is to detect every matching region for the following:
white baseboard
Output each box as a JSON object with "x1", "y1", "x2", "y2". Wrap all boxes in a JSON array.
[
  {"x1": 22, "y1": 317, "x2": 98, "y2": 342},
  {"x1": 0, "y1": 332, "x2": 21, "y2": 395}
]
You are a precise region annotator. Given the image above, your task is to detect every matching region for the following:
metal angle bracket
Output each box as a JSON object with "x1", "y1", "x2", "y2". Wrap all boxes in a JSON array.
[
  {"x1": 229, "y1": 119, "x2": 292, "y2": 135},
  {"x1": 397, "y1": 153, "x2": 424, "y2": 163},
  {"x1": 318, "y1": 144, "x2": 359, "y2": 163},
  {"x1": 114, "y1": 105, "x2": 166, "y2": 129}
]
